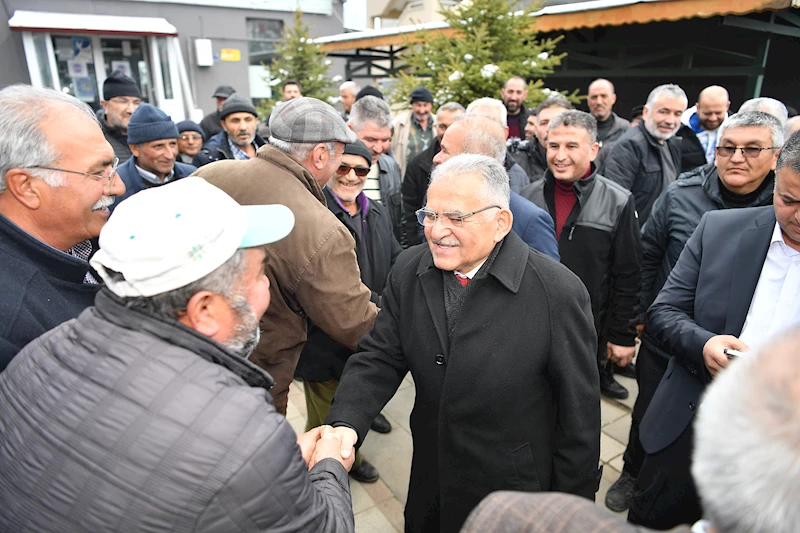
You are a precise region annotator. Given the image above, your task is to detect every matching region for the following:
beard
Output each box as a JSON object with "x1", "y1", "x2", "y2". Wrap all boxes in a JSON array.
[{"x1": 222, "y1": 294, "x2": 261, "y2": 359}]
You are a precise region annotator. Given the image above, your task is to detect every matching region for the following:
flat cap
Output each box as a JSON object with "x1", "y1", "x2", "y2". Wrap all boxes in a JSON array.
[
  {"x1": 269, "y1": 97, "x2": 356, "y2": 144},
  {"x1": 212, "y1": 85, "x2": 236, "y2": 98}
]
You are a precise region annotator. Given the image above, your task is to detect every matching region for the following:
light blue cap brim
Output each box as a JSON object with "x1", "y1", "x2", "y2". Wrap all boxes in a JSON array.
[{"x1": 240, "y1": 204, "x2": 295, "y2": 248}]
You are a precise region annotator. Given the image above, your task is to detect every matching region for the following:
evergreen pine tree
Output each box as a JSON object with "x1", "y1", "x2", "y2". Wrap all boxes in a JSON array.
[{"x1": 390, "y1": 0, "x2": 578, "y2": 109}]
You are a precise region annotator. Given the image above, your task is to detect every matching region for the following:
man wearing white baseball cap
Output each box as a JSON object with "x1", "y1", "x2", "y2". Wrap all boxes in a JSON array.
[{"x1": 0, "y1": 177, "x2": 357, "y2": 532}]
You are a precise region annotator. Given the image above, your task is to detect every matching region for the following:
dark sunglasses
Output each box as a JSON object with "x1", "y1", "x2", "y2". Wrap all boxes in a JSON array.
[{"x1": 336, "y1": 164, "x2": 370, "y2": 177}]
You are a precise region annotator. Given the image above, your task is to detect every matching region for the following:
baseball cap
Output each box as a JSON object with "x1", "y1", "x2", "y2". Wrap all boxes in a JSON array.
[
  {"x1": 91, "y1": 177, "x2": 294, "y2": 297},
  {"x1": 269, "y1": 97, "x2": 356, "y2": 144}
]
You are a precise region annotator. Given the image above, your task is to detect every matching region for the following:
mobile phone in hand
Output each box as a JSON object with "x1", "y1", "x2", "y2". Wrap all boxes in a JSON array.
[{"x1": 723, "y1": 348, "x2": 745, "y2": 359}]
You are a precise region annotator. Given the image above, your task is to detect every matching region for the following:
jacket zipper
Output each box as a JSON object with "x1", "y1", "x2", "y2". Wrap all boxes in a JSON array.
[{"x1": 569, "y1": 225, "x2": 575, "y2": 240}]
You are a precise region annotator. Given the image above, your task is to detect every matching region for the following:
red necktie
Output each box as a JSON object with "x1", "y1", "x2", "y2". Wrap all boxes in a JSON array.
[{"x1": 455, "y1": 273, "x2": 469, "y2": 288}]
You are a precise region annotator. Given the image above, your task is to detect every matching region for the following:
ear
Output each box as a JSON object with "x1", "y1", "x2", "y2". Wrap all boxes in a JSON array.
[
  {"x1": 610, "y1": 93, "x2": 617, "y2": 106},
  {"x1": 3, "y1": 168, "x2": 45, "y2": 210},
  {"x1": 177, "y1": 290, "x2": 225, "y2": 339},
  {"x1": 348, "y1": 123, "x2": 355, "y2": 131},
  {"x1": 494, "y1": 208, "x2": 513, "y2": 242},
  {"x1": 771, "y1": 149, "x2": 780, "y2": 171},
  {"x1": 311, "y1": 143, "x2": 329, "y2": 171},
  {"x1": 101, "y1": 100, "x2": 109, "y2": 113},
  {"x1": 589, "y1": 141, "x2": 600, "y2": 161},
  {"x1": 129, "y1": 144, "x2": 141, "y2": 157},
  {"x1": 504, "y1": 126, "x2": 510, "y2": 138}
]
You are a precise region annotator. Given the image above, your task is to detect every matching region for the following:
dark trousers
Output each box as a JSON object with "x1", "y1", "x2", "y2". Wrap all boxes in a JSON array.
[
  {"x1": 621, "y1": 341, "x2": 670, "y2": 477},
  {"x1": 627, "y1": 421, "x2": 702, "y2": 529}
]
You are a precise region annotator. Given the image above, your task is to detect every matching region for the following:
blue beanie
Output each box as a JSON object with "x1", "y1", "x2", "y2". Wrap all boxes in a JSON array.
[
  {"x1": 127, "y1": 104, "x2": 179, "y2": 145},
  {"x1": 176, "y1": 120, "x2": 204, "y2": 140}
]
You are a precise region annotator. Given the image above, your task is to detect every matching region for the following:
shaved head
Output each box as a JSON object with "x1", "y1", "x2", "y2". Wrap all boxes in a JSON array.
[
  {"x1": 697, "y1": 85, "x2": 729, "y2": 105},
  {"x1": 695, "y1": 85, "x2": 730, "y2": 131},
  {"x1": 587, "y1": 79, "x2": 617, "y2": 122},
  {"x1": 588, "y1": 78, "x2": 615, "y2": 95}
]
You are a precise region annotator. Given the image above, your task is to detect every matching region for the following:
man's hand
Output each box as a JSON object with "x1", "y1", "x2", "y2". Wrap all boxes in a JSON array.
[
  {"x1": 308, "y1": 426, "x2": 358, "y2": 472},
  {"x1": 636, "y1": 323, "x2": 645, "y2": 340},
  {"x1": 297, "y1": 426, "x2": 326, "y2": 467},
  {"x1": 607, "y1": 342, "x2": 636, "y2": 367},
  {"x1": 703, "y1": 335, "x2": 749, "y2": 377}
]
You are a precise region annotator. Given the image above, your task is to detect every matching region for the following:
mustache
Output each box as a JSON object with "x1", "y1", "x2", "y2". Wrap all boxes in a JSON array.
[
  {"x1": 92, "y1": 195, "x2": 115, "y2": 211},
  {"x1": 432, "y1": 238, "x2": 460, "y2": 247}
]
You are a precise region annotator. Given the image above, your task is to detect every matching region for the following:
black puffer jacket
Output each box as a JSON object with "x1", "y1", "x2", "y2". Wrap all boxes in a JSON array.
[
  {"x1": 604, "y1": 122, "x2": 682, "y2": 227},
  {"x1": 638, "y1": 163, "x2": 775, "y2": 357},
  {"x1": 296, "y1": 188, "x2": 401, "y2": 382},
  {"x1": 521, "y1": 166, "x2": 642, "y2": 353},
  {"x1": 192, "y1": 130, "x2": 267, "y2": 168},
  {"x1": 402, "y1": 138, "x2": 439, "y2": 247}
]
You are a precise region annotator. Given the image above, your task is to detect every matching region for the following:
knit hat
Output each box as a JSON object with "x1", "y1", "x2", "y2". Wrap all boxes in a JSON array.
[
  {"x1": 343, "y1": 140, "x2": 372, "y2": 168},
  {"x1": 212, "y1": 85, "x2": 236, "y2": 98},
  {"x1": 410, "y1": 87, "x2": 433, "y2": 104},
  {"x1": 103, "y1": 70, "x2": 141, "y2": 100},
  {"x1": 630, "y1": 105, "x2": 644, "y2": 120},
  {"x1": 356, "y1": 85, "x2": 384, "y2": 101},
  {"x1": 176, "y1": 120, "x2": 204, "y2": 139},
  {"x1": 219, "y1": 93, "x2": 258, "y2": 121},
  {"x1": 269, "y1": 97, "x2": 356, "y2": 144},
  {"x1": 126, "y1": 104, "x2": 179, "y2": 145}
]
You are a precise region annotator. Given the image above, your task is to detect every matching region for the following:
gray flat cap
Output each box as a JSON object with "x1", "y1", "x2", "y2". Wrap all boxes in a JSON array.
[{"x1": 269, "y1": 97, "x2": 356, "y2": 144}]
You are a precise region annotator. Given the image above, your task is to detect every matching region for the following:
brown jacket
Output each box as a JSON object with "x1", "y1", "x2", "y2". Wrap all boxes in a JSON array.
[{"x1": 192, "y1": 145, "x2": 378, "y2": 414}]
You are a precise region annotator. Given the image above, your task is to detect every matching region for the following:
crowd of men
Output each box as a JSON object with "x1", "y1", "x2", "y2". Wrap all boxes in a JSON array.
[{"x1": 0, "y1": 67, "x2": 799, "y2": 533}]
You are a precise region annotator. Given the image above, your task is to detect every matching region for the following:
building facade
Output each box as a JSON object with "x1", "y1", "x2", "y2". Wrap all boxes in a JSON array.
[{"x1": 1, "y1": 0, "x2": 346, "y2": 121}]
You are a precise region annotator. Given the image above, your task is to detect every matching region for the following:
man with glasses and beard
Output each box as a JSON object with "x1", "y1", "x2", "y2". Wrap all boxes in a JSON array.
[
  {"x1": 604, "y1": 84, "x2": 688, "y2": 226},
  {"x1": 323, "y1": 154, "x2": 600, "y2": 533},
  {"x1": 0, "y1": 178, "x2": 359, "y2": 532},
  {"x1": 99, "y1": 70, "x2": 142, "y2": 162},
  {"x1": 193, "y1": 93, "x2": 267, "y2": 167},
  {"x1": 0, "y1": 85, "x2": 126, "y2": 369},
  {"x1": 296, "y1": 139, "x2": 401, "y2": 484}
]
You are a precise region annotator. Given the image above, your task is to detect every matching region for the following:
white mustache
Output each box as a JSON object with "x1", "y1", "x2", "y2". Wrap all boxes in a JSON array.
[
  {"x1": 92, "y1": 195, "x2": 115, "y2": 211},
  {"x1": 432, "y1": 238, "x2": 460, "y2": 247}
]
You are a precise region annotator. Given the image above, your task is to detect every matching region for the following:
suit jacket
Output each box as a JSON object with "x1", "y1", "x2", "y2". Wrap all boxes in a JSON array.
[
  {"x1": 640, "y1": 206, "x2": 775, "y2": 454},
  {"x1": 460, "y1": 491, "x2": 691, "y2": 533},
  {"x1": 328, "y1": 232, "x2": 600, "y2": 533},
  {"x1": 509, "y1": 191, "x2": 560, "y2": 261}
]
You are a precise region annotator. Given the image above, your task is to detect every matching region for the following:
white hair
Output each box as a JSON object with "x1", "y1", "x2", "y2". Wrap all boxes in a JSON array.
[
  {"x1": 739, "y1": 97, "x2": 788, "y2": 128},
  {"x1": 437, "y1": 101, "x2": 465, "y2": 119},
  {"x1": 692, "y1": 328, "x2": 800, "y2": 533},
  {"x1": 0, "y1": 85, "x2": 98, "y2": 192},
  {"x1": 268, "y1": 137, "x2": 336, "y2": 161},
  {"x1": 430, "y1": 153, "x2": 510, "y2": 209},
  {"x1": 454, "y1": 115, "x2": 507, "y2": 163},
  {"x1": 348, "y1": 95, "x2": 392, "y2": 131},
  {"x1": 340, "y1": 80, "x2": 360, "y2": 95},
  {"x1": 644, "y1": 84, "x2": 688, "y2": 110},
  {"x1": 466, "y1": 98, "x2": 508, "y2": 128}
]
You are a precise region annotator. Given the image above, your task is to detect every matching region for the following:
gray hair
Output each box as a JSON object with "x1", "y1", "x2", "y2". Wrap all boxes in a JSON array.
[
  {"x1": 534, "y1": 95, "x2": 573, "y2": 116},
  {"x1": 339, "y1": 80, "x2": 360, "y2": 95},
  {"x1": 430, "y1": 153, "x2": 510, "y2": 209},
  {"x1": 0, "y1": 84, "x2": 98, "y2": 193},
  {"x1": 348, "y1": 95, "x2": 392, "y2": 131},
  {"x1": 466, "y1": 98, "x2": 508, "y2": 127},
  {"x1": 453, "y1": 115, "x2": 507, "y2": 163},
  {"x1": 268, "y1": 137, "x2": 337, "y2": 161},
  {"x1": 719, "y1": 111, "x2": 784, "y2": 149},
  {"x1": 437, "y1": 101, "x2": 465, "y2": 119},
  {"x1": 644, "y1": 84, "x2": 688, "y2": 110},
  {"x1": 784, "y1": 116, "x2": 800, "y2": 139},
  {"x1": 692, "y1": 327, "x2": 800, "y2": 533},
  {"x1": 776, "y1": 127, "x2": 800, "y2": 175},
  {"x1": 739, "y1": 97, "x2": 789, "y2": 128},
  {"x1": 548, "y1": 110, "x2": 598, "y2": 143},
  {"x1": 111, "y1": 249, "x2": 248, "y2": 320}
]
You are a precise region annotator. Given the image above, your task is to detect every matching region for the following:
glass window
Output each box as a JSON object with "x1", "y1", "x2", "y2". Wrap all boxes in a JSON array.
[
  {"x1": 31, "y1": 33, "x2": 54, "y2": 88},
  {"x1": 247, "y1": 18, "x2": 283, "y2": 67},
  {"x1": 52, "y1": 35, "x2": 99, "y2": 108},
  {"x1": 156, "y1": 37, "x2": 173, "y2": 100},
  {"x1": 100, "y1": 38, "x2": 149, "y2": 101}
]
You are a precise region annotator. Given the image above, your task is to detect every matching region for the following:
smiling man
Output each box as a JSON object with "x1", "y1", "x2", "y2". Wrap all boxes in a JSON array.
[
  {"x1": 113, "y1": 103, "x2": 196, "y2": 209},
  {"x1": 681, "y1": 86, "x2": 730, "y2": 164},
  {"x1": 324, "y1": 153, "x2": 601, "y2": 533},
  {"x1": 605, "y1": 84, "x2": 687, "y2": 226},
  {"x1": 520, "y1": 110, "x2": 641, "y2": 401},
  {"x1": 501, "y1": 76, "x2": 532, "y2": 140},
  {"x1": 392, "y1": 86, "x2": 436, "y2": 177},
  {"x1": 0, "y1": 85, "x2": 126, "y2": 368}
]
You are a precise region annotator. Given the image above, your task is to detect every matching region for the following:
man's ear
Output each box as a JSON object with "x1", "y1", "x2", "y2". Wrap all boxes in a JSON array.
[
  {"x1": 3, "y1": 169, "x2": 45, "y2": 209},
  {"x1": 494, "y1": 208, "x2": 513, "y2": 242},
  {"x1": 178, "y1": 290, "x2": 224, "y2": 339},
  {"x1": 311, "y1": 143, "x2": 329, "y2": 171},
  {"x1": 129, "y1": 144, "x2": 141, "y2": 158}
]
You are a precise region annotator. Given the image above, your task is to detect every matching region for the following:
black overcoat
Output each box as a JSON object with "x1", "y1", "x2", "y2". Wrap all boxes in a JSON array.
[{"x1": 328, "y1": 232, "x2": 601, "y2": 533}]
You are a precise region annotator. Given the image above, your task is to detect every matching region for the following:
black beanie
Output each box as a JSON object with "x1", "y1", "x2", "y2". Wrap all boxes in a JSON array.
[
  {"x1": 104, "y1": 70, "x2": 142, "y2": 100},
  {"x1": 410, "y1": 87, "x2": 433, "y2": 104},
  {"x1": 356, "y1": 85, "x2": 384, "y2": 101},
  {"x1": 219, "y1": 93, "x2": 258, "y2": 120},
  {"x1": 343, "y1": 139, "x2": 372, "y2": 168}
]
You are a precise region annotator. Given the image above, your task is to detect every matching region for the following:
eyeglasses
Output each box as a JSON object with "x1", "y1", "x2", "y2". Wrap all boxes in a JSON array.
[
  {"x1": 416, "y1": 205, "x2": 501, "y2": 228},
  {"x1": 26, "y1": 157, "x2": 120, "y2": 189},
  {"x1": 336, "y1": 164, "x2": 370, "y2": 177},
  {"x1": 716, "y1": 146, "x2": 777, "y2": 158},
  {"x1": 180, "y1": 134, "x2": 203, "y2": 141}
]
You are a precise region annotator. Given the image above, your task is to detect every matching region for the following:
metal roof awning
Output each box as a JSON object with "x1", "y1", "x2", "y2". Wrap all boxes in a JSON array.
[
  {"x1": 8, "y1": 10, "x2": 178, "y2": 37},
  {"x1": 317, "y1": 0, "x2": 796, "y2": 52}
]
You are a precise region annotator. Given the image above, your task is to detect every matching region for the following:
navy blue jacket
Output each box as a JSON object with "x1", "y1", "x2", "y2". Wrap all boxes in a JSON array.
[
  {"x1": 112, "y1": 156, "x2": 196, "y2": 211},
  {"x1": 509, "y1": 191, "x2": 560, "y2": 261},
  {"x1": 0, "y1": 214, "x2": 99, "y2": 369}
]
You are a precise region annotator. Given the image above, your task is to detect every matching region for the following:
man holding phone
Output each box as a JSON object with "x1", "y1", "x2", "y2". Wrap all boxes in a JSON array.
[{"x1": 629, "y1": 130, "x2": 800, "y2": 528}]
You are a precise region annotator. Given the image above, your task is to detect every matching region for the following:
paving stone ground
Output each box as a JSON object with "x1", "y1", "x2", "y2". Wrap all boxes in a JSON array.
[{"x1": 287, "y1": 367, "x2": 636, "y2": 532}]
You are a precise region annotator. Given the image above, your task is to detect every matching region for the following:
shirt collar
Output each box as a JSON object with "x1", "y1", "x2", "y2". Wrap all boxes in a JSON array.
[
  {"x1": 135, "y1": 161, "x2": 175, "y2": 186},
  {"x1": 455, "y1": 259, "x2": 487, "y2": 280},
  {"x1": 228, "y1": 136, "x2": 254, "y2": 160},
  {"x1": 772, "y1": 221, "x2": 800, "y2": 256}
]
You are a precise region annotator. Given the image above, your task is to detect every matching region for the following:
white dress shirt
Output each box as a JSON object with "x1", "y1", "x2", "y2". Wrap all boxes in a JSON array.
[{"x1": 738, "y1": 222, "x2": 800, "y2": 351}]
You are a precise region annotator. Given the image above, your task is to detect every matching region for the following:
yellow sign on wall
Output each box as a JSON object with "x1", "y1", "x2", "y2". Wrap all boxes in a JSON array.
[{"x1": 220, "y1": 48, "x2": 241, "y2": 62}]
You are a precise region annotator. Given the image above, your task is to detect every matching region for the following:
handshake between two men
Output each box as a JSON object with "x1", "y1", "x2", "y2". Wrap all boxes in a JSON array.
[{"x1": 297, "y1": 426, "x2": 360, "y2": 471}]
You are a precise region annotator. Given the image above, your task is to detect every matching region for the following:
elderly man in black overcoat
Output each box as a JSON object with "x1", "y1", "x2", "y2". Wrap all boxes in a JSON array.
[{"x1": 325, "y1": 153, "x2": 601, "y2": 533}]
